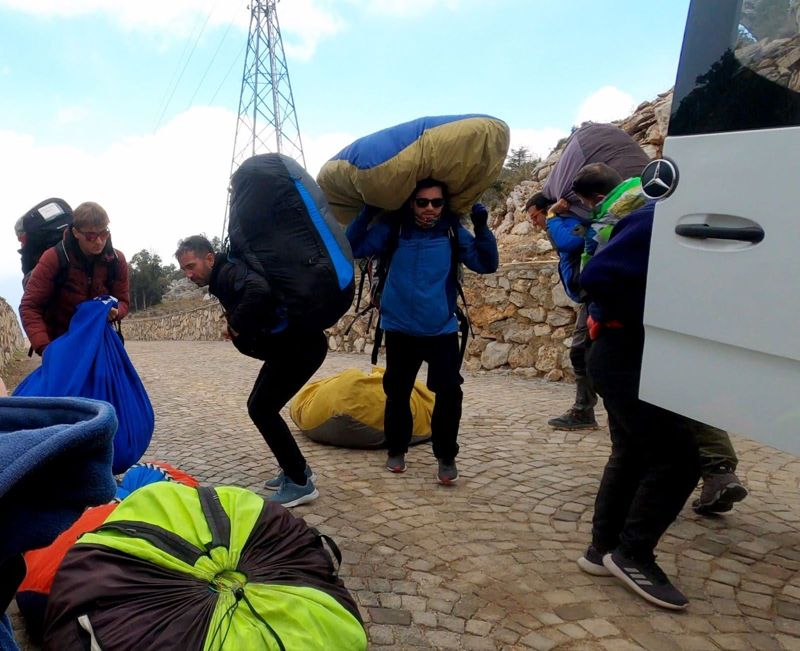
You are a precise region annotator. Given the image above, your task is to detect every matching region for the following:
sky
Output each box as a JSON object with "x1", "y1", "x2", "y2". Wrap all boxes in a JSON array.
[{"x1": 0, "y1": 0, "x2": 691, "y2": 314}]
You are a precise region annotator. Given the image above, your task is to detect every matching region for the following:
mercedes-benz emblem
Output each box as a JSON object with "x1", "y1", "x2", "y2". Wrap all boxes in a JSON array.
[{"x1": 640, "y1": 158, "x2": 678, "y2": 200}]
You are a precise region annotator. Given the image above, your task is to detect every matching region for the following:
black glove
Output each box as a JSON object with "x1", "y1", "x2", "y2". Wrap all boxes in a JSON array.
[{"x1": 470, "y1": 203, "x2": 489, "y2": 230}]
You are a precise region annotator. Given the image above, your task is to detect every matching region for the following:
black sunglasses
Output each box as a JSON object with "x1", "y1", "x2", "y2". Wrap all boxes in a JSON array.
[{"x1": 414, "y1": 198, "x2": 445, "y2": 208}]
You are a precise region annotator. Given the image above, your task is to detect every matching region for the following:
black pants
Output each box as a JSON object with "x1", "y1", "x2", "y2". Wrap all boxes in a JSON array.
[
  {"x1": 247, "y1": 328, "x2": 327, "y2": 485},
  {"x1": 570, "y1": 304, "x2": 598, "y2": 411},
  {"x1": 588, "y1": 328, "x2": 700, "y2": 561},
  {"x1": 383, "y1": 331, "x2": 463, "y2": 461}
]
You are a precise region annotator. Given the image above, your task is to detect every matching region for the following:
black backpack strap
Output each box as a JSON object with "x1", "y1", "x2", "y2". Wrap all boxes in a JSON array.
[
  {"x1": 197, "y1": 486, "x2": 232, "y2": 553},
  {"x1": 309, "y1": 527, "x2": 343, "y2": 577},
  {"x1": 447, "y1": 225, "x2": 473, "y2": 363},
  {"x1": 371, "y1": 326, "x2": 384, "y2": 365},
  {"x1": 368, "y1": 221, "x2": 402, "y2": 365},
  {"x1": 28, "y1": 242, "x2": 70, "y2": 357}
]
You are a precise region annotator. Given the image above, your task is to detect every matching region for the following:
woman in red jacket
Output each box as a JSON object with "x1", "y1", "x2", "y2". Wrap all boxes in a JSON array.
[{"x1": 20, "y1": 201, "x2": 130, "y2": 355}]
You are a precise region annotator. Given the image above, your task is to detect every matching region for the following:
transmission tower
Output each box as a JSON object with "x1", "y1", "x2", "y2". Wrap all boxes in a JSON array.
[
  {"x1": 230, "y1": 0, "x2": 306, "y2": 168},
  {"x1": 223, "y1": 0, "x2": 306, "y2": 236}
]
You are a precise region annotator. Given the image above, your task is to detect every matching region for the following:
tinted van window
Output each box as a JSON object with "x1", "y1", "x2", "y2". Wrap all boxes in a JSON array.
[{"x1": 670, "y1": 0, "x2": 800, "y2": 136}]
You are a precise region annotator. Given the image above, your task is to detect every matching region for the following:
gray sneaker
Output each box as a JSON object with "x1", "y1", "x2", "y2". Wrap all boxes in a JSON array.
[
  {"x1": 267, "y1": 476, "x2": 319, "y2": 508},
  {"x1": 386, "y1": 454, "x2": 407, "y2": 473},
  {"x1": 692, "y1": 471, "x2": 748, "y2": 514},
  {"x1": 264, "y1": 465, "x2": 315, "y2": 491},
  {"x1": 437, "y1": 459, "x2": 459, "y2": 485}
]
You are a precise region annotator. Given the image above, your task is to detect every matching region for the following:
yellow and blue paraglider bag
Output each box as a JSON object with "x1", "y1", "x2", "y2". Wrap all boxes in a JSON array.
[{"x1": 317, "y1": 114, "x2": 510, "y2": 223}]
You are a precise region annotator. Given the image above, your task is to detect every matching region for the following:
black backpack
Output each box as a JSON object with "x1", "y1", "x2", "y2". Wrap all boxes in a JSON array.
[
  {"x1": 227, "y1": 154, "x2": 355, "y2": 331},
  {"x1": 16, "y1": 198, "x2": 73, "y2": 288},
  {"x1": 347, "y1": 217, "x2": 473, "y2": 365}
]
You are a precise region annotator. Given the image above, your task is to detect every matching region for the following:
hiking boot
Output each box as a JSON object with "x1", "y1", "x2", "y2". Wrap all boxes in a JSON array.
[
  {"x1": 437, "y1": 459, "x2": 459, "y2": 485},
  {"x1": 692, "y1": 470, "x2": 748, "y2": 515},
  {"x1": 264, "y1": 465, "x2": 315, "y2": 491},
  {"x1": 267, "y1": 476, "x2": 319, "y2": 508},
  {"x1": 603, "y1": 550, "x2": 688, "y2": 610},
  {"x1": 386, "y1": 454, "x2": 407, "y2": 473},
  {"x1": 577, "y1": 545, "x2": 612, "y2": 576},
  {"x1": 547, "y1": 408, "x2": 598, "y2": 431}
]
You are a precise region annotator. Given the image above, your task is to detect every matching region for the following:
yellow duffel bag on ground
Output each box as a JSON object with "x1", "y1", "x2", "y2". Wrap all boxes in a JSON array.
[
  {"x1": 317, "y1": 114, "x2": 510, "y2": 224},
  {"x1": 290, "y1": 367, "x2": 433, "y2": 448}
]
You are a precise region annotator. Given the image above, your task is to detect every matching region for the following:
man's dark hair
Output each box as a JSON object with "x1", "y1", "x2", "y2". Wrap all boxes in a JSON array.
[
  {"x1": 524, "y1": 192, "x2": 554, "y2": 212},
  {"x1": 572, "y1": 163, "x2": 623, "y2": 198},
  {"x1": 175, "y1": 234, "x2": 214, "y2": 260},
  {"x1": 412, "y1": 178, "x2": 450, "y2": 203}
]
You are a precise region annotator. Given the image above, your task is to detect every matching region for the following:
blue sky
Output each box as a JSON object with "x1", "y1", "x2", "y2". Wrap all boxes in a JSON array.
[{"x1": 0, "y1": 0, "x2": 691, "y2": 315}]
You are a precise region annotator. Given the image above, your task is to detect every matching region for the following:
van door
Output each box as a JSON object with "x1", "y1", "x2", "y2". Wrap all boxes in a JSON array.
[{"x1": 640, "y1": 0, "x2": 800, "y2": 454}]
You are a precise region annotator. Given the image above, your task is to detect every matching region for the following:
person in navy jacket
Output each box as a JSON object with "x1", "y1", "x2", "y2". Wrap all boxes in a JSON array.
[{"x1": 346, "y1": 178, "x2": 498, "y2": 484}]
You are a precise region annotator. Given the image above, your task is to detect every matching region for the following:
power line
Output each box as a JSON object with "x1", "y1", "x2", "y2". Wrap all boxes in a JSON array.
[
  {"x1": 185, "y1": 19, "x2": 236, "y2": 111},
  {"x1": 152, "y1": 1, "x2": 219, "y2": 132}
]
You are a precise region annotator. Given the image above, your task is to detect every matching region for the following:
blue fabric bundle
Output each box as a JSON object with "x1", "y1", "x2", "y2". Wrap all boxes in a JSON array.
[
  {"x1": 0, "y1": 396, "x2": 117, "y2": 651},
  {"x1": 14, "y1": 298, "x2": 154, "y2": 474}
]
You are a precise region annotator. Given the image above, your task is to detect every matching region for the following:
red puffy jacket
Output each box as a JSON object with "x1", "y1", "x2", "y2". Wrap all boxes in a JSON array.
[{"x1": 20, "y1": 230, "x2": 130, "y2": 354}]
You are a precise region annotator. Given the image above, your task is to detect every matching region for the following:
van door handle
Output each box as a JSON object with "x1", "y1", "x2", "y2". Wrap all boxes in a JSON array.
[{"x1": 675, "y1": 224, "x2": 764, "y2": 243}]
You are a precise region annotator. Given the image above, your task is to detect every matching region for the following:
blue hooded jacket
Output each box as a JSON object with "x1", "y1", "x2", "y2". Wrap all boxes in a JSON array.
[{"x1": 346, "y1": 210, "x2": 498, "y2": 336}]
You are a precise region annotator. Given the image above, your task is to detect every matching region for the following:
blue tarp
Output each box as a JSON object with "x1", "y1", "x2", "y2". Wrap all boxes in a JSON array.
[{"x1": 14, "y1": 298, "x2": 154, "y2": 475}]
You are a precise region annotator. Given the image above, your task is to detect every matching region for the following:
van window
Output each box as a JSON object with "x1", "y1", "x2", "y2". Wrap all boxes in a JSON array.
[{"x1": 669, "y1": 0, "x2": 800, "y2": 136}]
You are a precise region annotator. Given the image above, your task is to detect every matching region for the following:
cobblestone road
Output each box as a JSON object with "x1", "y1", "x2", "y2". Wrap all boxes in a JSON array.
[{"x1": 9, "y1": 341, "x2": 800, "y2": 650}]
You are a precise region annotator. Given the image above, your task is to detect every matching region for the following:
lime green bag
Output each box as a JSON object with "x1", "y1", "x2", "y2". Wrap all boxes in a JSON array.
[{"x1": 43, "y1": 482, "x2": 367, "y2": 650}]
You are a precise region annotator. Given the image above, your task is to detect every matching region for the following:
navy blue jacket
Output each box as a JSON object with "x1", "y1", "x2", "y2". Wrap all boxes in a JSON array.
[
  {"x1": 545, "y1": 213, "x2": 584, "y2": 302},
  {"x1": 346, "y1": 211, "x2": 498, "y2": 336},
  {"x1": 579, "y1": 202, "x2": 656, "y2": 330}
]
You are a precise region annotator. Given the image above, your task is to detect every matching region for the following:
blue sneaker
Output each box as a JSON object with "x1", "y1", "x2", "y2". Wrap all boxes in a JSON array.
[
  {"x1": 267, "y1": 476, "x2": 319, "y2": 508},
  {"x1": 264, "y1": 465, "x2": 315, "y2": 491}
]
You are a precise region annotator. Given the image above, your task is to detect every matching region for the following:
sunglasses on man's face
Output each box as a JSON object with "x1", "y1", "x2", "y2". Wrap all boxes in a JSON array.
[
  {"x1": 76, "y1": 227, "x2": 110, "y2": 242},
  {"x1": 414, "y1": 198, "x2": 445, "y2": 208}
]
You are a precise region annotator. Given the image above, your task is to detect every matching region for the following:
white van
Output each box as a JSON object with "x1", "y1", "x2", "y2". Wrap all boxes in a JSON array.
[{"x1": 640, "y1": 0, "x2": 800, "y2": 454}]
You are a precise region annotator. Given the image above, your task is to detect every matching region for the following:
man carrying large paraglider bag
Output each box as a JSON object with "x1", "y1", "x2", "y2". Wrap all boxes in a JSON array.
[{"x1": 176, "y1": 153, "x2": 355, "y2": 509}]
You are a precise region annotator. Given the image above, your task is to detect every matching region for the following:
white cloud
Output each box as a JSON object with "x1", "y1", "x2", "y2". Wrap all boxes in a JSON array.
[
  {"x1": 0, "y1": 107, "x2": 235, "y2": 284},
  {"x1": 509, "y1": 127, "x2": 568, "y2": 162},
  {"x1": 0, "y1": 0, "x2": 343, "y2": 58},
  {"x1": 574, "y1": 85, "x2": 637, "y2": 125},
  {"x1": 509, "y1": 127, "x2": 569, "y2": 163},
  {"x1": 0, "y1": 107, "x2": 354, "y2": 292}
]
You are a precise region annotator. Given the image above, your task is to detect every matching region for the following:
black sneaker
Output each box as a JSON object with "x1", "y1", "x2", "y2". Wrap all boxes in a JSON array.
[
  {"x1": 386, "y1": 454, "x2": 407, "y2": 473},
  {"x1": 603, "y1": 550, "x2": 688, "y2": 610},
  {"x1": 692, "y1": 471, "x2": 748, "y2": 515},
  {"x1": 547, "y1": 408, "x2": 598, "y2": 431},
  {"x1": 437, "y1": 459, "x2": 459, "y2": 485},
  {"x1": 577, "y1": 545, "x2": 612, "y2": 576}
]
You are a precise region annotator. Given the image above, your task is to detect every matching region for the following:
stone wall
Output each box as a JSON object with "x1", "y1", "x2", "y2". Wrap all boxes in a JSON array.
[
  {"x1": 123, "y1": 301, "x2": 225, "y2": 341},
  {"x1": 126, "y1": 262, "x2": 579, "y2": 380},
  {"x1": 0, "y1": 298, "x2": 26, "y2": 373}
]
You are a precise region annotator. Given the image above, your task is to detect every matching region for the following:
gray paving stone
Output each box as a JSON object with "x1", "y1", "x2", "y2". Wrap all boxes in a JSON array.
[{"x1": 8, "y1": 342, "x2": 800, "y2": 651}]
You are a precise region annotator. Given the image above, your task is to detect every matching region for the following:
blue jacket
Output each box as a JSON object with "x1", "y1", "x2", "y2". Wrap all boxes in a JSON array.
[
  {"x1": 545, "y1": 213, "x2": 584, "y2": 302},
  {"x1": 346, "y1": 210, "x2": 499, "y2": 336}
]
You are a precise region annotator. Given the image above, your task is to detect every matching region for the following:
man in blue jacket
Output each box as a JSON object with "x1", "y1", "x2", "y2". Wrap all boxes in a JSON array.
[
  {"x1": 346, "y1": 179, "x2": 499, "y2": 484},
  {"x1": 525, "y1": 192, "x2": 597, "y2": 430}
]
